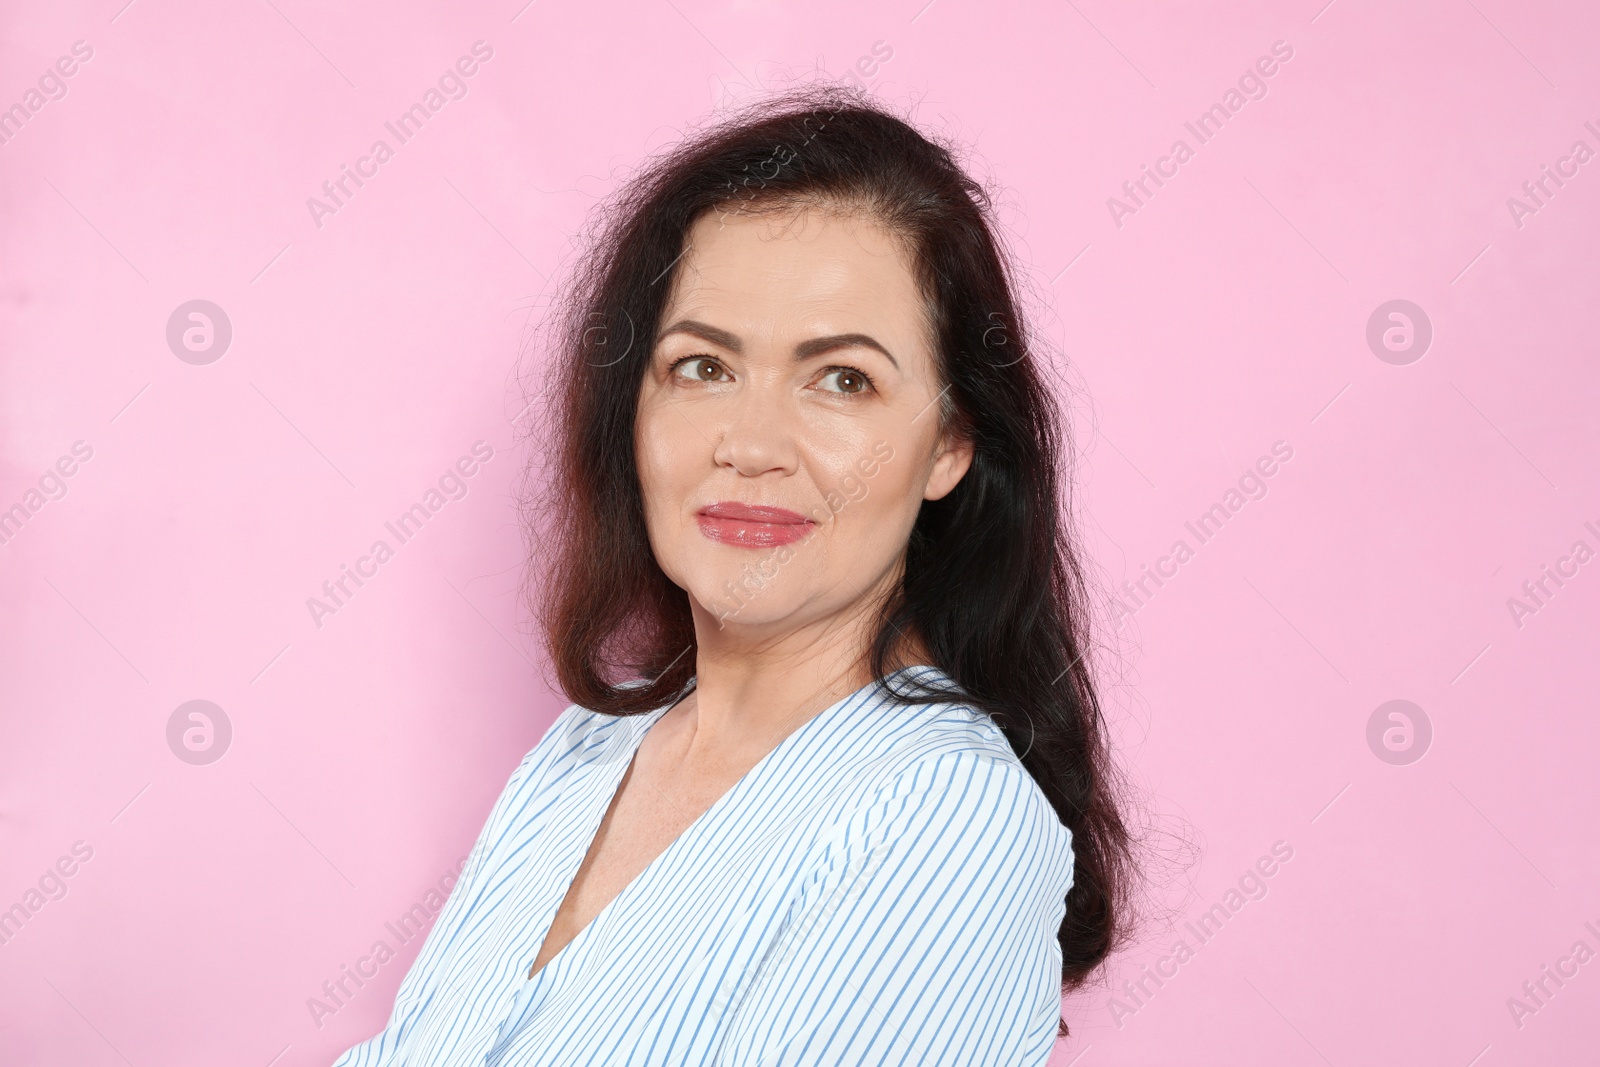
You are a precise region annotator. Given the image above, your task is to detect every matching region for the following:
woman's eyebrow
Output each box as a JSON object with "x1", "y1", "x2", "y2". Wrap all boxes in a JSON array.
[
  {"x1": 656, "y1": 319, "x2": 899, "y2": 370},
  {"x1": 794, "y1": 332, "x2": 899, "y2": 370},
  {"x1": 656, "y1": 319, "x2": 742, "y2": 353}
]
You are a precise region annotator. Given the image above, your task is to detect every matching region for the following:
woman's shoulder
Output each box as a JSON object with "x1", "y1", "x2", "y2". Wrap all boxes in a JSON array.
[
  {"x1": 857, "y1": 668, "x2": 1040, "y2": 785},
  {"x1": 499, "y1": 699, "x2": 640, "y2": 791},
  {"x1": 806, "y1": 693, "x2": 1076, "y2": 910},
  {"x1": 824, "y1": 671, "x2": 1076, "y2": 864},
  {"x1": 531, "y1": 696, "x2": 664, "y2": 763}
]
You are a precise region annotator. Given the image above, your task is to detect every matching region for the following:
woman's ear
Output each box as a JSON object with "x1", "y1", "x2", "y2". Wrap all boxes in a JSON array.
[{"x1": 924, "y1": 428, "x2": 974, "y2": 502}]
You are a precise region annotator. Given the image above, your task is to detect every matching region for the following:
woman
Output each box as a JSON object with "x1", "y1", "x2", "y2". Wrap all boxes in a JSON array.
[{"x1": 332, "y1": 84, "x2": 1134, "y2": 1066}]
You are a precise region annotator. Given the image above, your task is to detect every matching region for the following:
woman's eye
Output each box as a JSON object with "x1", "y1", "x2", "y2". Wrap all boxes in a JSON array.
[
  {"x1": 671, "y1": 356, "x2": 728, "y2": 382},
  {"x1": 817, "y1": 367, "x2": 872, "y2": 395}
]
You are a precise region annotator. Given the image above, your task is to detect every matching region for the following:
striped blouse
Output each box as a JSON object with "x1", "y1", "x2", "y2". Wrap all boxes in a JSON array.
[{"x1": 330, "y1": 664, "x2": 1076, "y2": 1066}]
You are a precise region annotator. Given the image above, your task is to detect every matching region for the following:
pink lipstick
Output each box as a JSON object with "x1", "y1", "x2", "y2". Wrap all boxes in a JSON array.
[{"x1": 696, "y1": 502, "x2": 815, "y2": 548}]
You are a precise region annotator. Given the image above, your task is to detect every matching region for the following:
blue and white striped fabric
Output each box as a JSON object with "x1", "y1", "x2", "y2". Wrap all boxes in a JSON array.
[{"x1": 331, "y1": 664, "x2": 1075, "y2": 1066}]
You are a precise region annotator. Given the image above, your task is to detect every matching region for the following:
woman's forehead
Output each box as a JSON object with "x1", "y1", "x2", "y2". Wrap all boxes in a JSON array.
[{"x1": 659, "y1": 210, "x2": 930, "y2": 348}]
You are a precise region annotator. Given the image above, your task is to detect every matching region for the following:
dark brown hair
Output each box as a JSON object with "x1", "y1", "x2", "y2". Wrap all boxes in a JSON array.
[{"x1": 520, "y1": 82, "x2": 1136, "y2": 1033}]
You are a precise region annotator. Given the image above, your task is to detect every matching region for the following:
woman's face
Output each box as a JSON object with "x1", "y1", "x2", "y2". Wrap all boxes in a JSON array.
[{"x1": 635, "y1": 203, "x2": 973, "y2": 639}]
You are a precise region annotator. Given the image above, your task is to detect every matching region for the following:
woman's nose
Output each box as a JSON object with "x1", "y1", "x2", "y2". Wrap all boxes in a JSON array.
[{"x1": 711, "y1": 376, "x2": 799, "y2": 477}]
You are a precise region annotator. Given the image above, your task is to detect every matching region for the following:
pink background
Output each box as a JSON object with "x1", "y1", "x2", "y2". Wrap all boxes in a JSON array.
[{"x1": 2, "y1": 0, "x2": 1596, "y2": 1063}]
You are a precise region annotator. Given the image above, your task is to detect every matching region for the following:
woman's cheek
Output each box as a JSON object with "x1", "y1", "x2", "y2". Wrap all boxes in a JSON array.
[{"x1": 636, "y1": 415, "x2": 683, "y2": 555}]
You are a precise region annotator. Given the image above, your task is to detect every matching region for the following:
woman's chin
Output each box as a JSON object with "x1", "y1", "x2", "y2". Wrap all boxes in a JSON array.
[{"x1": 690, "y1": 585, "x2": 809, "y2": 633}]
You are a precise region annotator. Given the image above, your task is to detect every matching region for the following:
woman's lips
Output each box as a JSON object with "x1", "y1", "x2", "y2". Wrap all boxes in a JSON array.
[{"x1": 696, "y1": 502, "x2": 815, "y2": 548}]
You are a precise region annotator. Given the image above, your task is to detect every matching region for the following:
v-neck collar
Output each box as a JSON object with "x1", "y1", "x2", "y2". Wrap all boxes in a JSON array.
[{"x1": 520, "y1": 665, "x2": 947, "y2": 995}]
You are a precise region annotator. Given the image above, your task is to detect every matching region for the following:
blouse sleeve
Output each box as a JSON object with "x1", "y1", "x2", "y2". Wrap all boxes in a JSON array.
[
  {"x1": 717, "y1": 749, "x2": 1076, "y2": 1067},
  {"x1": 329, "y1": 704, "x2": 585, "y2": 1067}
]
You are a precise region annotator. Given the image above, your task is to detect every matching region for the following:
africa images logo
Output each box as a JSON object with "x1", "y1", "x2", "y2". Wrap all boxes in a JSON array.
[
  {"x1": 166, "y1": 700, "x2": 232, "y2": 766},
  {"x1": 305, "y1": 41, "x2": 494, "y2": 229},
  {"x1": 1107, "y1": 40, "x2": 1295, "y2": 228},
  {"x1": 166, "y1": 300, "x2": 233, "y2": 365}
]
